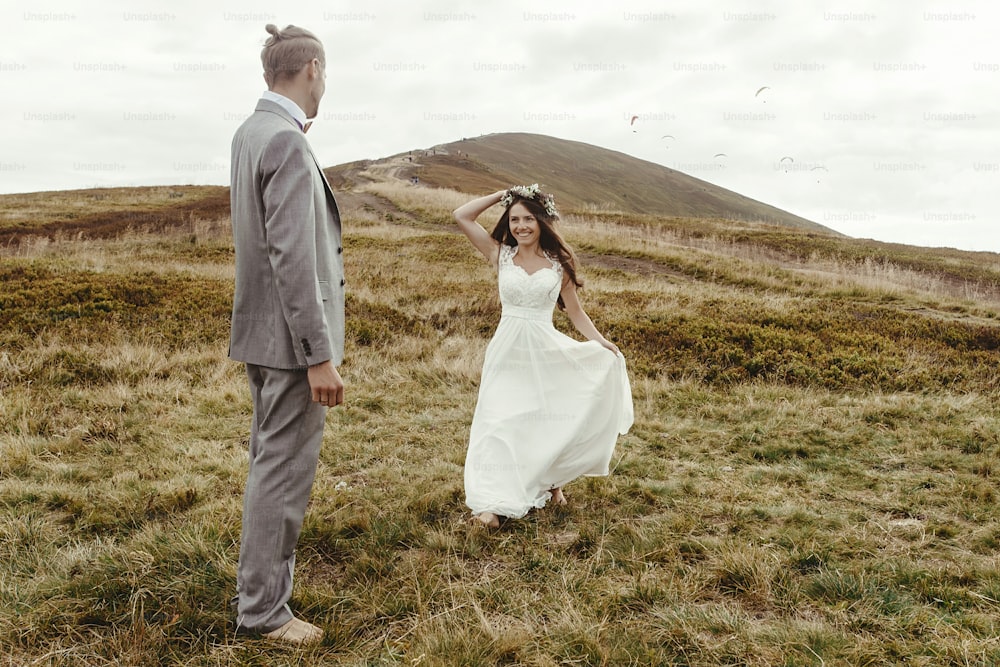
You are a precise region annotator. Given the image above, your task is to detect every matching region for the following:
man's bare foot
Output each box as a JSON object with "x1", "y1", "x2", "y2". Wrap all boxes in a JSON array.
[
  {"x1": 550, "y1": 488, "x2": 567, "y2": 505},
  {"x1": 470, "y1": 512, "x2": 500, "y2": 528}
]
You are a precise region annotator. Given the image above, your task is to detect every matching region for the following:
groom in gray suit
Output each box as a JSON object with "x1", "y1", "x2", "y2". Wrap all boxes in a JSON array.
[{"x1": 228, "y1": 23, "x2": 344, "y2": 645}]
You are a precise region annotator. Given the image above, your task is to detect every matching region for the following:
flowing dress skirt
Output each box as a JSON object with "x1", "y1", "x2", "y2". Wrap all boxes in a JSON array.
[{"x1": 464, "y1": 305, "x2": 634, "y2": 518}]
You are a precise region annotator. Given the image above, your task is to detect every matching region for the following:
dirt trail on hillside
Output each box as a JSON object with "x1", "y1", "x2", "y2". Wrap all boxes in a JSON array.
[
  {"x1": 360, "y1": 155, "x2": 419, "y2": 182},
  {"x1": 577, "y1": 252, "x2": 691, "y2": 282},
  {"x1": 331, "y1": 152, "x2": 458, "y2": 231},
  {"x1": 336, "y1": 189, "x2": 420, "y2": 225}
]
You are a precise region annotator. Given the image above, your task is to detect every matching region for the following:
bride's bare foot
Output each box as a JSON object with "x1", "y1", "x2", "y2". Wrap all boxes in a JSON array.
[
  {"x1": 550, "y1": 488, "x2": 567, "y2": 506},
  {"x1": 470, "y1": 512, "x2": 500, "y2": 529}
]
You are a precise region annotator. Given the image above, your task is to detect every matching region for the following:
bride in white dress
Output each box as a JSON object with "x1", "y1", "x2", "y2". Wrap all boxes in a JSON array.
[{"x1": 453, "y1": 185, "x2": 634, "y2": 528}]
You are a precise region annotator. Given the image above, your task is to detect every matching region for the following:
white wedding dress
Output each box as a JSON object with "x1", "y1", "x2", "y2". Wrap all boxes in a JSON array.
[{"x1": 464, "y1": 244, "x2": 634, "y2": 518}]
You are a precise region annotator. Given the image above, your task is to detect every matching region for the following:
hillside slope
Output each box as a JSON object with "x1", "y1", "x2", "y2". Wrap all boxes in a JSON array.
[
  {"x1": 361, "y1": 132, "x2": 837, "y2": 234},
  {"x1": 2, "y1": 136, "x2": 1000, "y2": 665}
]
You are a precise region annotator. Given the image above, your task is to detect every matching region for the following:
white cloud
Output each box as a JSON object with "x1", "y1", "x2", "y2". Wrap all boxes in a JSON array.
[{"x1": 1, "y1": 0, "x2": 997, "y2": 252}]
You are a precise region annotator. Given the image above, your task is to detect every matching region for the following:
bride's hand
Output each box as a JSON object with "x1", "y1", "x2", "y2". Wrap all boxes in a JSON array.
[{"x1": 598, "y1": 339, "x2": 620, "y2": 356}]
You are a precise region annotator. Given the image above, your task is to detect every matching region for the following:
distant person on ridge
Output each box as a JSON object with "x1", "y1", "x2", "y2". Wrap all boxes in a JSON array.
[
  {"x1": 228, "y1": 23, "x2": 345, "y2": 645},
  {"x1": 453, "y1": 186, "x2": 634, "y2": 528}
]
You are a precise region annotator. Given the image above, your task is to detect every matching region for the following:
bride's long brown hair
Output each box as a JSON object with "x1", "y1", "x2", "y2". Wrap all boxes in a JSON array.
[{"x1": 490, "y1": 194, "x2": 581, "y2": 310}]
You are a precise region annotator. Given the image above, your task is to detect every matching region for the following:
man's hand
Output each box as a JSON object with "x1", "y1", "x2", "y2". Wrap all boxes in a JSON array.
[{"x1": 308, "y1": 360, "x2": 344, "y2": 407}]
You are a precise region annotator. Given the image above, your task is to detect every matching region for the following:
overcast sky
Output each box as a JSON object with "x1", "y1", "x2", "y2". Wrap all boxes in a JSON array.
[{"x1": 2, "y1": 0, "x2": 998, "y2": 252}]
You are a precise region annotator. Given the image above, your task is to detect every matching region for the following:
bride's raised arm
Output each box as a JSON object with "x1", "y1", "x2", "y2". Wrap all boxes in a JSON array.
[{"x1": 453, "y1": 190, "x2": 506, "y2": 266}]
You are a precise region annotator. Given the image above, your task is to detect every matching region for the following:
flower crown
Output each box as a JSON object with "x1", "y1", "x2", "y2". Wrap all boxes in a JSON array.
[{"x1": 499, "y1": 183, "x2": 558, "y2": 217}]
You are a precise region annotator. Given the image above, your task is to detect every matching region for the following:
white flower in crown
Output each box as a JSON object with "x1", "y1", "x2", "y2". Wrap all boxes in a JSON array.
[{"x1": 500, "y1": 183, "x2": 558, "y2": 217}]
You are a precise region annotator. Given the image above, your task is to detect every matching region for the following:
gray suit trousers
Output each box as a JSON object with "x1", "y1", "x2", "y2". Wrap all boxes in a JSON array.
[{"x1": 234, "y1": 363, "x2": 326, "y2": 633}]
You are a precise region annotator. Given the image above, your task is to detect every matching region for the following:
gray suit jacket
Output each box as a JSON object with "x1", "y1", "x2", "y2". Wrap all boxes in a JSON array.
[{"x1": 229, "y1": 99, "x2": 345, "y2": 369}]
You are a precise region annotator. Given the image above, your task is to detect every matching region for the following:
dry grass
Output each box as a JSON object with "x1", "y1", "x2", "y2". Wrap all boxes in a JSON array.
[
  {"x1": 1, "y1": 176, "x2": 999, "y2": 665},
  {"x1": 0, "y1": 185, "x2": 230, "y2": 245}
]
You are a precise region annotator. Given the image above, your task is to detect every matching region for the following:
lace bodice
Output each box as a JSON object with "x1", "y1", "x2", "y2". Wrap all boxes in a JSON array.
[{"x1": 497, "y1": 244, "x2": 563, "y2": 312}]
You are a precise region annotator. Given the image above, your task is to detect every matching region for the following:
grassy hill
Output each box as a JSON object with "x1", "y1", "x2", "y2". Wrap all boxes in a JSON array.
[
  {"x1": 353, "y1": 132, "x2": 837, "y2": 234},
  {"x1": 0, "y1": 185, "x2": 229, "y2": 245},
  {"x1": 1, "y1": 143, "x2": 1000, "y2": 664}
]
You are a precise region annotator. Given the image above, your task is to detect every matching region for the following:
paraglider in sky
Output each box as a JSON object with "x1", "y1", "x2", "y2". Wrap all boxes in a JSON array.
[
  {"x1": 661, "y1": 134, "x2": 675, "y2": 147},
  {"x1": 811, "y1": 165, "x2": 828, "y2": 182},
  {"x1": 779, "y1": 156, "x2": 794, "y2": 173},
  {"x1": 713, "y1": 153, "x2": 727, "y2": 158},
  {"x1": 755, "y1": 86, "x2": 770, "y2": 102},
  {"x1": 630, "y1": 115, "x2": 639, "y2": 132}
]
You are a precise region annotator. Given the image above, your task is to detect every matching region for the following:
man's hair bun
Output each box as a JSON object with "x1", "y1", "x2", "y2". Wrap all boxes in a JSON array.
[{"x1": 260, "y1": 24, "x2": 324, "y2": 86}]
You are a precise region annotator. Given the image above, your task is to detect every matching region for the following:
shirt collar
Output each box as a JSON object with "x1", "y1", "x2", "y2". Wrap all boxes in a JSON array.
[{"x1": 260, "y1": 90, "x2": 308, "y2": 130}]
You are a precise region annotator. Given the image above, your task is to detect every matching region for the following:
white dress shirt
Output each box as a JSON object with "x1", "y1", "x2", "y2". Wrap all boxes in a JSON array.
[{"x1": 260, "y1": 90, "x2": 308, "y2": 130}]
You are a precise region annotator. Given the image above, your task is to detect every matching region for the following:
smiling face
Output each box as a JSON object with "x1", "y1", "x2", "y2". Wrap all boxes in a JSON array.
[{"x1": 507, "y1": 202, "x2": 540, "y2": 247}]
